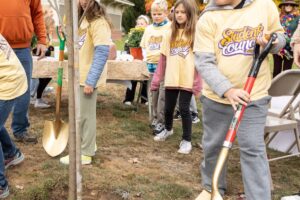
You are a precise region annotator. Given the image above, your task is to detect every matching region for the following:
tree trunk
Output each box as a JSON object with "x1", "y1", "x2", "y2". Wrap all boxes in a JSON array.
[{"x1": 65, "y1": 0, "x2": 81, "y2": 199}]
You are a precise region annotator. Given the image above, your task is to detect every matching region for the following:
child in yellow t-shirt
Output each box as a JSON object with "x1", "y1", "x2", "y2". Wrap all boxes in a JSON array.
[
  {"x1": 194, "y1": 0, "x2": 285, "y2": 199},
  {"x1": 151, "y1": 0, "x2": 201, "y2": 154},
  {"x1": 60, "y1": 0, "x2": 112, "y2": 165},
  {"x1": 140, "y1": 0, "x2": 170, "y2": 134},
  {"x1": 0, "y1": 34, "x2": 26, "y2": 198}
]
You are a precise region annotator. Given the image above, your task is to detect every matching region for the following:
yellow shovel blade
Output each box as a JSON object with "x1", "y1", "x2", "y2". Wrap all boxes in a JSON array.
[{"x1": 42, "y1": 120, "x2": 69, "y2": 157}]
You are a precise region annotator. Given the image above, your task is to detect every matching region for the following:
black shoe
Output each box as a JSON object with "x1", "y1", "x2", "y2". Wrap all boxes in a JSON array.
[
  {"x1": 191, "y1": 112, "x2": 200, "y2": 124},
  {"x1": 173, "y1": 110, "x2": 181, "y2": 121},
  {"x1": 153, "y1": 123, "x2": 165, "y2": 135},
  {"x1": 14, "y1": 132, "x2": 38, "y2": 144},
  {"x1": 0, "y1": 184, "x2": 9, "y2": 199},
  {"x1": 5, "y1": 149, "x2": 25, "y2": 169}
]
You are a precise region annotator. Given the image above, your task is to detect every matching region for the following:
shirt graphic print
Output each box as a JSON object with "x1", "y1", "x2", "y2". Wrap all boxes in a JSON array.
[{"x1": 218, "y1": 24, "x2": 264, "y2": 56}]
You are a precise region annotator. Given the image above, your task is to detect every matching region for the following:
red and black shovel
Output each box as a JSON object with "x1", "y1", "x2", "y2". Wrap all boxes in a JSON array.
[{"x1": 211, "y1": 33, "x2": 278, "y2": 200}]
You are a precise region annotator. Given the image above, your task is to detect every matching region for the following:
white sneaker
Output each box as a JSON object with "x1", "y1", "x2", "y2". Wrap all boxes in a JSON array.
[
  {"x1": 34, "y1": 99, "x2": 50, "y2": 108},
  {"x1": 30, "y1": 97, "x2": 36, "y2": 105},
  {"x1": 124, "y1": 101, "x2": 132, "y2": 106},
  {"x1": 178, "y1": 140, "x2": 192, "y2": 154},
  {"x1": 44, "y1": 86, "x2": 54, "y2": 94},
  {"x1": 60, "y1": 155, "x2": 92, "y2": 165},
  {"x1": 154, "y1": 129, "x2": 173, "y2": 141}
]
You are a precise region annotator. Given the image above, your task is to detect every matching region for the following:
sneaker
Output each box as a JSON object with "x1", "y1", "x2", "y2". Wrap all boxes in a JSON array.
[
  {"x1": 0, "y1": 185, "x2": 9, "y2": 199},
  {"x1": 124, "y1": 101, "x2": 132, "y2": 106},
  {"x1": 195, "y1": 190, "x2": 211, "y2": 200},
  {"x1": 14, "y1": 132, "x2": 38, "y2": 144},
  {"x1": 154, "y1": 129, "x2": 173, "y2": 141},
  {"x1": 60, "y1": 155, "x2": 92, "y2": 165},
  {"x1": 151, "y1": 118, "x2": 158, "y2": 129},
  {"x1": 174, "y1": 110, "x2": 181, "y2": 121},
  {"x1": 153, "y1": 123, "x2": 164, "y2": 135},
  {"x1": 44, "y1": 86, "x2": 54, "y2": 94},
  {"x1": 178, "y1": 140, "x2": 192, "y2": 154},
  {"x1": 34, "y1": 98, "x2": 50, "y2": 108},
  {"x1": 5, "y1": 150, "x2": 25, "y2": 169},
  {"x1": 191, "y1": 112, "x2": 200, "y2": 124},
  {"x1": 30, "y1": 96, "x2": 36, "y2": 105}
]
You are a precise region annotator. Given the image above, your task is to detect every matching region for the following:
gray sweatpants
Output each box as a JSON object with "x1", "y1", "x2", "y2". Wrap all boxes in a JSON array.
[
  {"x1": 80, "y1": 86, "x2": 97, "y2": 157},
  {"x1": 150, "y1": 73, "x2": 165, "y2": 124},
  {"x1": 200, "y1": 95, "x2": 271, "y2": 200}
]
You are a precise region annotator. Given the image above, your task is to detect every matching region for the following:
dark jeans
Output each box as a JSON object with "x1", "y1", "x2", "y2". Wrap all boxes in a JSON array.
[
  {"x1": 273, "y1": 54, "x2": 293, "y2": 78},
  {"x1": 124, "y1": 80, "x2": 148, "y2": 103},
  {"x1": 0, "y1": 99, "x2": 18, "y2": 187},
  {"x1": 12, "y1": 48, "x2": 32, "y2": 136},
  {"x1": 165, "y1": 89, "x2": 192, "y2": 141}
]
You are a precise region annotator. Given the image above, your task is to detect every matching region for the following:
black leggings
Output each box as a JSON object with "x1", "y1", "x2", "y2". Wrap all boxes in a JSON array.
[
  {"x1": 123, "y1": 80, "x2": 148, "y2": 103},
  {"x1": 165, "y1": 89, "x2": 192, "y2": 141},
  {"x1": 37, "y1": 78, "x2": 51, "y2": 99},
  {"x1": 273, "y1": 54, "x2": 294, "y2": 78}
]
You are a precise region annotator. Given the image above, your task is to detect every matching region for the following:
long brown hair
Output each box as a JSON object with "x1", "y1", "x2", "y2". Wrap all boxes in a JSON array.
[
  {"x1": 170, "y1": 0, "x2": 198, "y2": 47},
  {"x1": 78, "y1": 0, "x2": 112, "y2": 27}
]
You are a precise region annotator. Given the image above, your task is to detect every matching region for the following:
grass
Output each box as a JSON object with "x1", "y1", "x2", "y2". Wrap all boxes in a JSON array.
[
  {"x1": 4, "y1": 83, "x2": 299, "y2": 200},
  {"x1": 4, "y1": 47, "x2": 300, "y2": 199}
]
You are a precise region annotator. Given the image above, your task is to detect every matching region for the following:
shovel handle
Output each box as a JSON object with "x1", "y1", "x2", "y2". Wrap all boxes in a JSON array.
[
  {"x1": 211, "y1": 33, "x2": 277, "y2": 200},
  {"x1": 55, "y1": 26, "x2": 66, "y2": 121}
]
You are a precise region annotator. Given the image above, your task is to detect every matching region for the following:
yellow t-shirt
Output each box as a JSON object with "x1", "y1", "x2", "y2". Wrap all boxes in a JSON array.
[
  {"x1": 161, "y1": 29, "x2": 195, "y2": 89},
  {"x1": 0, "y1": 34, "x2": 27, "y2": 100},
  {"x1": 194, "y1": 0, "x2": 284, "y2": 104},
  {"x1": 140, "y1": 22, "x2": 171, "y2": 64},
  {"x1": 79, "y1": 17, "x2": 112, "y2": 88}
]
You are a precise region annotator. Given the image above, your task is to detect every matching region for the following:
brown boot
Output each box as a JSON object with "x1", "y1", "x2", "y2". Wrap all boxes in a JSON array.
[
  {"x1": 14, "y1": 132, "x2": 38, "y2": 144},
  {"x1": 195, "y1": 190, "x2": 211, "y2": 200}
]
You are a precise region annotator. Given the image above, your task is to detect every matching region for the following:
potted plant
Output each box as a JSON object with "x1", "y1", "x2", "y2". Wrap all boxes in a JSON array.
[{"x1": 126, "y1": 27, "x2": 145, "y2": 60}]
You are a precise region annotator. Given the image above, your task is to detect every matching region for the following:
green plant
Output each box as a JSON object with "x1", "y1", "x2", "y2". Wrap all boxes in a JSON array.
[{"x1": 126, "y1": 27, "x2": 145, "y2": 48}]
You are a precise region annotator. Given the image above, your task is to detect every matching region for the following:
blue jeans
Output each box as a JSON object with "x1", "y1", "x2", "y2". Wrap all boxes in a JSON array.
[
  {"x1": 12, "y1": 48, "x2": 32, "y2": 137},
  {"x1": 0, "y1": 99, "x2": 18, "y2": 187}
]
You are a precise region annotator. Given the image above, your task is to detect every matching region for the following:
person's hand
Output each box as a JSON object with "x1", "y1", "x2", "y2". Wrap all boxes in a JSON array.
[
  {"x1": 224, "y1": 88, "x2": 250, "y2": 110},
  {"x1": 84, "y1": 85, "x2": 94, "y2": 95},
  {"x1": 35, "y1": 44, "x2": 47, "y2": 60},
  {"x1": 293, "y1": 43, "x2": 300, "y2": 68},
  {"x1": 256, "y1": 33, "x2": 278, "y2": 48}
]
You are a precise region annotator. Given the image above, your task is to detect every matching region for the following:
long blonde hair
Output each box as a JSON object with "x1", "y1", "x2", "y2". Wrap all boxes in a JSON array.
[{"x1": 170, "y1": 0, "x2": 198, "y2": 47}]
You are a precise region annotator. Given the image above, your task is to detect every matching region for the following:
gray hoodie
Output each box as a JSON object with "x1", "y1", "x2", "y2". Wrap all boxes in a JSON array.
[{"x1": 195, "y1": 0, "x2": 286, "y2": 98}]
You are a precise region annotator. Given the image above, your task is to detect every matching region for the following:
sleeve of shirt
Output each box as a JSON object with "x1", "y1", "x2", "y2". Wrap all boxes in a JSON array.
[
  {"x1": 30, "y1": 0, "x2": 47, "y2": 45},
  {"x1": 193, "y1": 14, "x2": 215, "y2": 53},
  {"x1": 291, "y1": 21, "x2": 300, "y2": 46},
  {"x1": 160, "y1": 31, "x2": 169, "y2": 56},
  {"x1": 90, "y1": 19, "x2": 112, "y2": 46},
  {"x1": 140, "y1": 28, "x2": 148, "y2": 49},
  {"x1": 193, "y1": 13, "x2": 233, "y2": 97},
  {"x1": 267, "y1": 0, "x2": 286, "y2": 54}
]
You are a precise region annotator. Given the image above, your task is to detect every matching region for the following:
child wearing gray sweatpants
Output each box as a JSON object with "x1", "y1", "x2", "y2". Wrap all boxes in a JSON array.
[{"x1": 193, "y1": 0, "x2": 286, "y2": 199}]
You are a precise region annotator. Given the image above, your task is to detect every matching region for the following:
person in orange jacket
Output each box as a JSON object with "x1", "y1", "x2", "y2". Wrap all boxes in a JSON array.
[{"x1": 0, "y1": 0, "x2": 47, "y2": 144}]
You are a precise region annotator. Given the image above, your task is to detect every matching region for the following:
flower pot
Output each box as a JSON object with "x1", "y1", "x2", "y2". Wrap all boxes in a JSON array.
[{"x1": 130, "y1": 47, "x2": 143, "y2": 60}]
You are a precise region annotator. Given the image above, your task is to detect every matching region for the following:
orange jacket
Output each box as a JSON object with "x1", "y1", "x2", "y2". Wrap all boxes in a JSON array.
[{"x1": 0, "y1": 0, "x2": 46, "y2": 48}]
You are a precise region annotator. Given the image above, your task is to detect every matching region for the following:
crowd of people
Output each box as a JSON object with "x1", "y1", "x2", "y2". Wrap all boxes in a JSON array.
[{"x1": 0, "y1": 0, "x2": 300, "y2": 199}]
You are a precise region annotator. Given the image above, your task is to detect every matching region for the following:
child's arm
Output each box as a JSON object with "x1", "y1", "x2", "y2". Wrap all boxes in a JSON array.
[
  {"x1": 194, "y1": 15, "x2": 233, "y2": 98},
  {"x1": 151, "y1": 54, "x2": 166, "y2": 91},
  {"x1": 266, "y1": 0, "x2": 286, "y2": 54},
  {"x1": 85, "y1": 45, "x2": 110, "y2": 90}
]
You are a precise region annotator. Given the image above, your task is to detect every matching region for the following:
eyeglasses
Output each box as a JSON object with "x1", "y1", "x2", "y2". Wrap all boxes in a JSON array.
[{"x1": 285, "y1": 4, "x2": 294, "y2": 7}]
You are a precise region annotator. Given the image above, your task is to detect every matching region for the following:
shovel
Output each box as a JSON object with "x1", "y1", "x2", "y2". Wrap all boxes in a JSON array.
[
  {"x1": 42, "y1": 27, "x2": 69, "y2": 157},
  {"x1": 211, "y1": 33, "x2": 277, "y2": 200}
]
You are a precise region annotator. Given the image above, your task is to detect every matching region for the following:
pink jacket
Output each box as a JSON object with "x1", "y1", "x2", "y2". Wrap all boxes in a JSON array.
[{"x1": 151, "y1": 54, "x2": 202, "y2": 96}]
